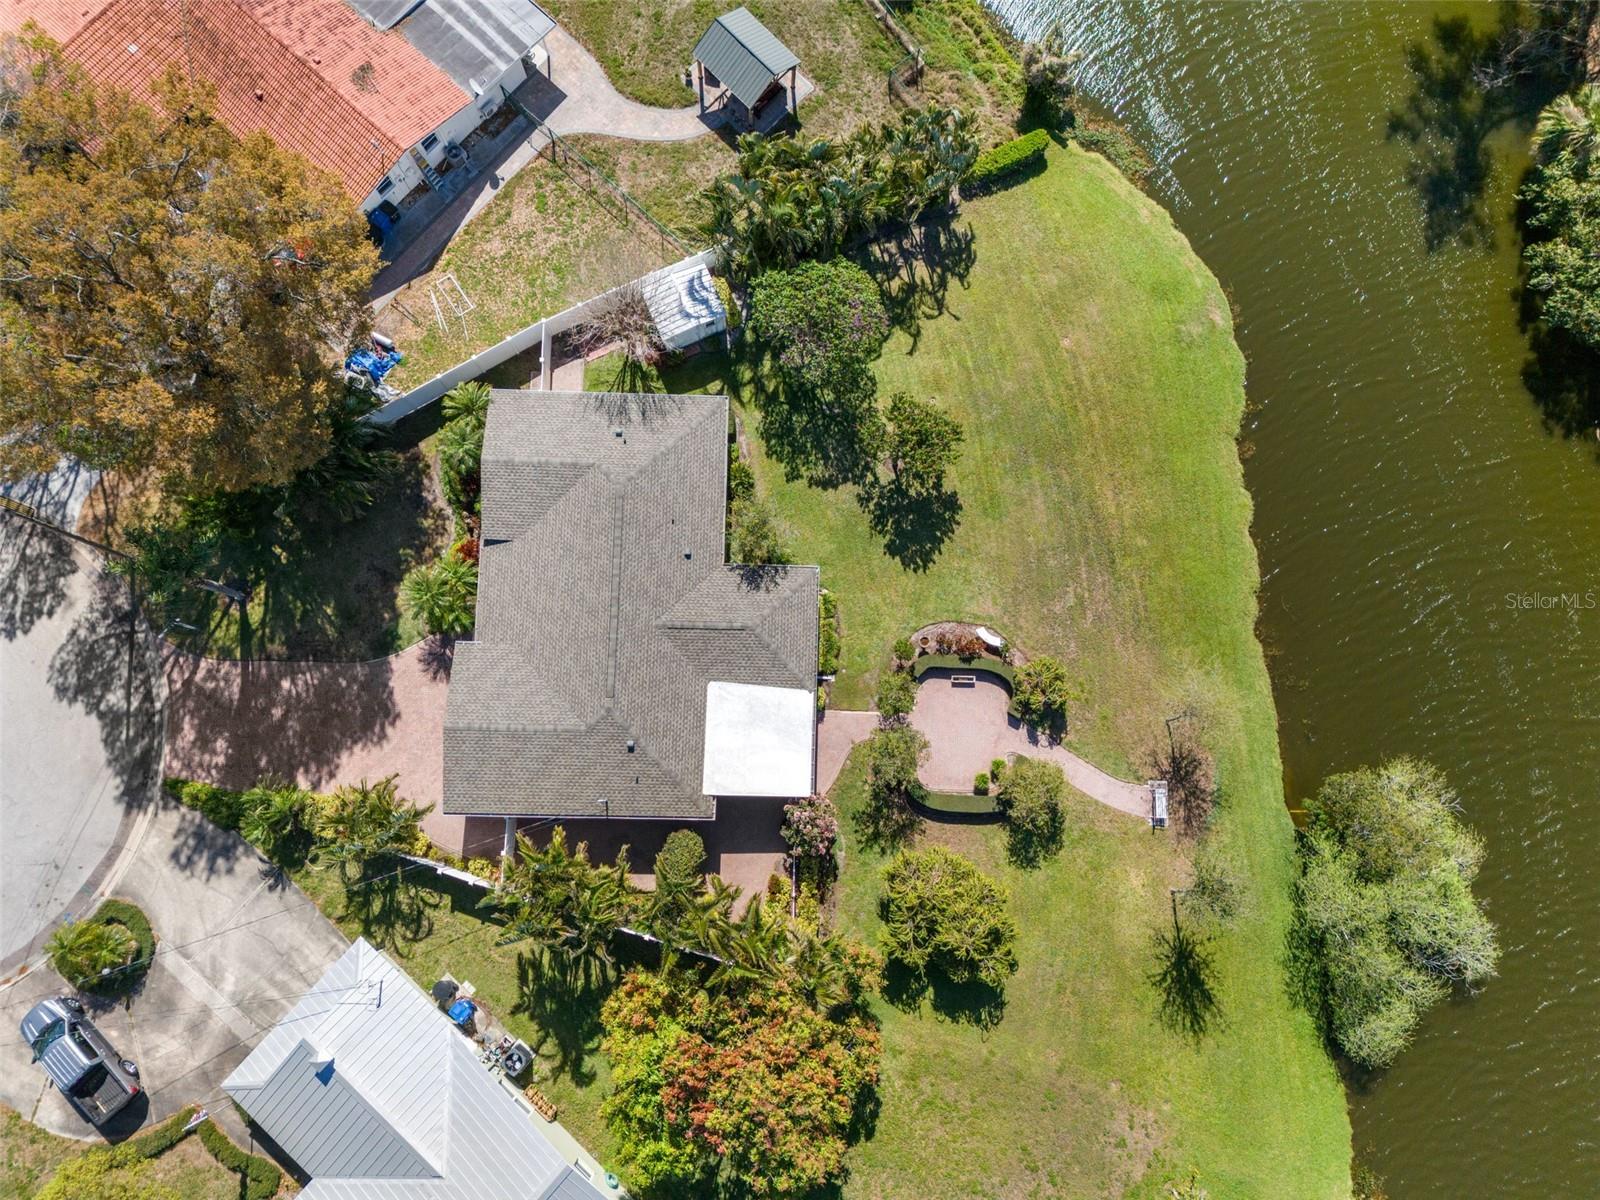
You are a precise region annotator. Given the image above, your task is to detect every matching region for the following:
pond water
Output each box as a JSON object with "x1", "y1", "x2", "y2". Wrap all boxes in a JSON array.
[{"x1": 983, "y1": 1, "x2": 1600, "y2": 1194}]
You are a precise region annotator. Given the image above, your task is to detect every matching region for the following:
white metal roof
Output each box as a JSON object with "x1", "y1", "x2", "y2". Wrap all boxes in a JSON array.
[
  {"x1": 701, "y1": 681, "x2": 815, "y2": 797},
  {"x1": 224, "y1": 938, "x2": 605, "y2": 1200},
  {"x1": 642, "y1": 261, "x2": 726, "y2": 350}
]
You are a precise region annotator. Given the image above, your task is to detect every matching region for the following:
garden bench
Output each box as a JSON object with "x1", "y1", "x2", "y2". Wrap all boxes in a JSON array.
[{"x1": 950, "y1": 673, "x2": 977, "y2": 686}]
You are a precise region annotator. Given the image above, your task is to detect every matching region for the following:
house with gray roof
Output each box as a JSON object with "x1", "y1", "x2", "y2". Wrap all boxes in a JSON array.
[
  {"x1": 692, "y1": 7, "x2": 812, "y2": 131},
  {"x1": 443, "y1": 391, "x2": 819, "y2": 857},
  {"x1": 223, "y1": 937, "x2": 611, "y2": 1200}
]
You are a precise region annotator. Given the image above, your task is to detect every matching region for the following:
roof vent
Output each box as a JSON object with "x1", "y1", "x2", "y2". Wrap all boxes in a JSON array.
[
  {"x1": 626, "y1": 739, "x2": 636, "y2": 753},
  {"x1": 613, "y1": 427, "x2": 624, "y2": 438},
  {"x1": 683, "y1": 548, "x2": 692, "y2": 559}
]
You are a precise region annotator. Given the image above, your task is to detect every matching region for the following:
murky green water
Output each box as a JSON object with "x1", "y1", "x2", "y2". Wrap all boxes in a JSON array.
[{"x1": 984, "y1": 1, "x2": 1600, "y2": 1194}]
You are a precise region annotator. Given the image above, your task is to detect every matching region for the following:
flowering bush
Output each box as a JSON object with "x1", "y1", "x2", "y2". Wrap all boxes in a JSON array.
[{"x1": 782, "y1": 794, "x2": 840, "y2": 859}]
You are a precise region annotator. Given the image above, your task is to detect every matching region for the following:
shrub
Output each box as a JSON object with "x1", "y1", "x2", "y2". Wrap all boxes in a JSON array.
[
  {"x1": 879, "y1": 847, "x2": 1017, "y2": 989},
  {"x1": 967, "y1": 128, "x2": 1050, "y2": 190},
  {"x1": 859, "y1": 725, "x2": 929, "y2": 848},
  {"x1": 451, "y1": 536, "x2": 480, "y2": 564},
  {"x1": 973, "y1": 772, "x2": 990, "y2": 796},
  {"x1": 782, "y1": 794, "x2": 840, "y2": 858},
  {"x1": 656, "y1": 829, "x2": 707, "y2": 890},
  {"x1": 990, "y1": 758, "x2": 1007, "y2": 781},
  {"x1": 727, "y1": 451, "x2": 756, "y2": 505},
  {"x1": 437, "y1": 412, "x2": 484, "y2": 516},
  {"x1": 749, "y1": 259, "x2": 889, "y2": 395},
  {"x1": 238, "y1": 777, "x2": 314, "y2": 862},
  {"x1": 1297, "y1": 758, "x2": 1499, "y2": 1069},
  {"x1": 441, "y1": 380, "x2": 491, "y2": 427},
  {"x1": 166, "y1": 777, "x2": 248, "y2": 829},
  {"x1": 1013, "y1": 656, "x2": 1075, "y2": 733},
  {"x1": 1071, "y1": 125, "x2": 1152, "y2": 183},
  {"x1": 47, "y1": 918, "x2": 135, "y2": 990},
  {"x1": 818, "y1": 591, "x2": 841, "y2": 676},
  {"x1": 952, "y1": 632, "x2": 985, "y2": 659},
  {"x1": 892, "y1": 636, "x2": 915, "y2": 664},
  {"x1": 728, "y1": 496, "x2": 792, "y2": 565},
  {"x1": 997, "y1": 757, "x2": 1066, "y2": 866},
  {"x1": 90, "y1": 899, "x2": 155, "y2": 992},
  {"x1": 875, "y1": 669, "x2": 918, "y2": 722},
  {"x1": 713, "y1": 274, "x2": 742, "y2": 329},
  {"x1": 402, "y1": 557, "x2": 478, "y2": 637},
  {"x1": 198, "y1": 1119, "x2": 282, "y2": 1200}
]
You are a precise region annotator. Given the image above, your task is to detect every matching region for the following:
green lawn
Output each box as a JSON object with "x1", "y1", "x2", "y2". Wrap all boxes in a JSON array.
[
  {"x1": 1, "y1": 1107, "x2": 248, "y2": 1200},
  {"x1": 586, "y1": 142, "x2": 1352, "y2": 1195}
]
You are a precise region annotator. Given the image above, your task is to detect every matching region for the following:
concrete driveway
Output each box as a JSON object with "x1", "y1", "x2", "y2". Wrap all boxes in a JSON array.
[
  {"x1": 0, "y1": 796, "x2": 348, "y2": 1142},
  {"x1": 0, "y1": 519, "x2": 162, "y2": 973}
]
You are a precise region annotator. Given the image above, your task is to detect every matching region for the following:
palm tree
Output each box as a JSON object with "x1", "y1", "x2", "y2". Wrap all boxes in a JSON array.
[
  {"x1": 1535, "y1": 85, "x2": 1600, "y2": 168},
  {"x1": 47, "y1": 920, "x2": 135, "y2": 989},
  {"x1": 239, "y1": 779, "x2": 311, "y2": 861},
  {"x1": 402, "y1": 558, "x2": 477, "y2": 637},
  {"x1": 317, "y1": 776, "x2": 431, "y2": 882},
  {"x1": 704, "y1": 894, "x2": 789, "y2": 989},
  {"x1": 492, "y1": 829, "x2": 631, "y2": 978},
  {"x1": 442, "y1": 380, "x2": 492, "y2": 428}
]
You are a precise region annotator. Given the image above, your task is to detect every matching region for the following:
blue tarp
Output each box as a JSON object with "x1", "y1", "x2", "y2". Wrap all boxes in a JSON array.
[
  {"x1": 345, "y1": 346, "x2": 404, "y2": 383},
  {"x1": 447, "y1": 998, "x2": 476, "y2": 1026}
]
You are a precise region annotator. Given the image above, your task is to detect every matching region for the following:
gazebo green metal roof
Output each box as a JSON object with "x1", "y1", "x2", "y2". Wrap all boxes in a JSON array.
[{"x1": 693, "y1": 7, "x2": 800, "y2": 109}]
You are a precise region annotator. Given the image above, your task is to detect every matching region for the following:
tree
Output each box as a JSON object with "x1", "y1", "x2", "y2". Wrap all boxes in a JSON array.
[
  {"x1": 1021, "y1": 36, "x2": 1081, "y2": 129},
  {"x1": 402, "y1": 558, "x2": 477, "y2": 637},
  {"x1": 437, "y1": 412, "x2": 484, "y2": 516},
  {"x1": 749, "y1": 259, "x2": 890, "y2": 395},
  {"x1": 655, "y1": 829, "x2": 706, "y2": 892},
  {"x1": 1297, "y1": 758, "x2": 1499, "y2": 1069},
  {"x1": 879, "y1": 846, "x2": 1017, "y2": 989},
  {"x1": 880, "y1": 391, "x2": 963, "y2": 493},
  {"x1": 441, "y1": 380, "x2": 492, "y2": 428},
  {"x1": 1148, "y1": 735, "x2": 1216, "y2": 838},
  {"x1": 1534, "y1": 83, "x2": 1600, "y2": 168},
  {"x1": 1013, "y1": 656, "x2": 1075, "y2": 736},
  {"x1": 315, "y1": 775, "x2": 430, "y2": 881},
  {"x1": 997, "y1": 756, "x2": 1066, "y2": 865},
  {"x1": 781, "y1": 793, "x2": 839, "y2": 859},
  {"x1": 46, "y1": 918, "x2": 135, "y2": 989},
  {"x1": 0, "y1": 36, "x2": 376, "y2": 495},
  {"x1": 238, "y1": 778, "x2": 312, "y2": 862},
  {"x1": 727, "y1": 496, "x2": 792, "y2": 565},
  {"x1": 875, "y1": 668, "x2": 918, "y2": 723},
  {"x1": 858, "y1": 724, "x2": 928, "y2": 848},
  {"x1": 600, "y1": 970, "x2": 880, "y2": 1198},
  {"x1": 492, "y1": 828, "x2": 631, "y2": 976},
  {"x1": 572, "y1": 280, "x2": 664, "y2": 366}
]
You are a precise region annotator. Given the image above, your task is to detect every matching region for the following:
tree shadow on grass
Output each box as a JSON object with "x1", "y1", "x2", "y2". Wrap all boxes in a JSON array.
[
  {"x1": 1149, "y1": 903, "x2": 1222, "y2": 1042},
  {"x1": 857, "y1": 478, "x2": 962, "y2": 572},
  {"x1": 337, "y1": 859, "x2": 443, "y2": 952},
  {"x1": 858, "y1": 211, "x2": 978, "y2": 350},
  {"x1": 881, "y1": 959, "x2": 1007, "y2": 1032},
  {"x1": 512, "y1": 949, "x2": 612, "y2": 1088},
  {"x1": 851, "y1": 789, "x2": 924, "y2": 855}
]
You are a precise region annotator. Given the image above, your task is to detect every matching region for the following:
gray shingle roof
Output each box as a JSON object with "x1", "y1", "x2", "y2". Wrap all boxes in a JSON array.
[
  {"x1": 693, "y1": 7, "x2": 799, "y2": 110},
  {"x1": 444, "y1": 391, "x2": 818, "y2": 820}
]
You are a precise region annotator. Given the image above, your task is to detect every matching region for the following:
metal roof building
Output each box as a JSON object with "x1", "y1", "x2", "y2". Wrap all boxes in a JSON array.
[
  {"x1": 346, "y1": 0, "x2": 557, "y2": 95},
  {"x1": 223, "y1": 938, "x2": 609, "y2": 1200},
  {"x1": 442, "y1": 390, "x2": 819, "y2": 826},
  {"x1": 693, "y1": 7, "x2": 802, "y2": 127}
]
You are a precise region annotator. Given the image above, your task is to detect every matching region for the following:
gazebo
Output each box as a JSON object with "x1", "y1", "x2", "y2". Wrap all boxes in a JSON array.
[{"x1": 692, "y1": 7, "x2": 803, "y2": 130}]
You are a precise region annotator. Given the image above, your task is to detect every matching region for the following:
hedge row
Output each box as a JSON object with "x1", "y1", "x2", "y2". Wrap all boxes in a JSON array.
[
  {"x1": 966, "y1": 129, "x2": 1050, "y2": 190},
  {"x1": 198, "y1": 1118, "x2": 282, "y2": 1200},
  {"x1": 36, "y1": 1108, "x2": 197, "y2": 1199},
  {"x1": 818, "y1": 591, "x2": 841, "y2": 677},
  {"x1": 91, "y1": 898, "x2": 155, "y2": 993},
  {"x1": 165, "y1": 777, "x2": 248, "y2": 830},
  {"x1": 909, "y1": 653, "x2": 1021, "y2": 719}
]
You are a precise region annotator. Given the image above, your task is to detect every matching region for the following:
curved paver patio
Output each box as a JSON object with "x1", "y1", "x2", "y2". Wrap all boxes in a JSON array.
[
  {"x1": 814, "y1": 669, "x2": 1149, "y2": 819},
  {"x1": 533, "y1": 26, "x2": 716, "y2": 142}
]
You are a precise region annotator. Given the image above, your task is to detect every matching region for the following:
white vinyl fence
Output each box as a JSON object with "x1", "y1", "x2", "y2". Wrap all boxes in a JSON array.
[{"x1": 367, "y1": 248, "x2": 721, "y2": 424}]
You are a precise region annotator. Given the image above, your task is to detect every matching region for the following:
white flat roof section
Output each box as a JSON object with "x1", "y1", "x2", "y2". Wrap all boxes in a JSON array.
[{"x1": 702, "y1": 681, "x2": 815, "y2": 797}]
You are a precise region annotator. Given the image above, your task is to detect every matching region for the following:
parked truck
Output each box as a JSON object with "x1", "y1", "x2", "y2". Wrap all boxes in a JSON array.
[{"x1": 19, "y1": 996, "x2": 141, "y2": 1124}]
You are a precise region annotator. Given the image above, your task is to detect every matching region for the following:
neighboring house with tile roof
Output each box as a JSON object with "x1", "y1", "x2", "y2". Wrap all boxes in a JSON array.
[
  {"x1": 223, "y1": 937, "x2": 613, "y2": 1200},
  {"x1": 2, "y1": 0, "x2": 554, "y2": 219},
  {"x1": 444, "y1": 390, "x2": 819, "y2": 853}
]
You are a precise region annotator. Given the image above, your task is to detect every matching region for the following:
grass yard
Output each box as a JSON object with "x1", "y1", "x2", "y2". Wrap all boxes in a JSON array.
[
  {"x1": 1, "y1": 1107, "x2": 250, "y2": 1200},
  {"x1": 1, "y1": 1106, "x2": 78, "y2": 1200},
  {"x1": 377, "y1": 156, "x2": 668, "y2": 391},
  {"x1": 584, "y1": 142, "x2": 1352, "y2": 1195}
]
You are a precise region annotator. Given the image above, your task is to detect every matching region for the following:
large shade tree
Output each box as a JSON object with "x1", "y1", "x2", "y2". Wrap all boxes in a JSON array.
[{"x1": 0, "y1": 33, "x2": 377, "y2": 496}]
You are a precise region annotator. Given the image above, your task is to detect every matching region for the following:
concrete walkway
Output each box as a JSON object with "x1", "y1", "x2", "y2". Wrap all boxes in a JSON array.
[
  {"x1": 535, "y1": 26, "x2": 717, "y2": 142},
  {"x1": 813, "y1": 671, "x2": 1150, "y2": 820}
]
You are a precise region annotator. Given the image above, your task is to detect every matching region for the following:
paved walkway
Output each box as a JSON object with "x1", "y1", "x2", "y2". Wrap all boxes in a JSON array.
[
  {"x1": 162, "y1": 639, "x2": 453, "y2": 844},
  {"x1": 535, "y1": 26, "x2": 717, "y2": 142},
  {"x1": 0, "y1": 797, "x2": 348, "y2": 1142},
  {"x1": 813, "y1": 671, "x2": 1150, "y2": 819}
]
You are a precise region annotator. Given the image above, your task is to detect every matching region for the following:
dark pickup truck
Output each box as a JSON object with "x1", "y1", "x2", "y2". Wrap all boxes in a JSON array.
[{"x1": 19, "y1": 996, "x2": 141, "y2": 1124}]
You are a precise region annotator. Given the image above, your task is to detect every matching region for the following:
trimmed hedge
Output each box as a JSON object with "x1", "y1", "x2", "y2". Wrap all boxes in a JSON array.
[
  {"x1": 818, "y1": 591, "x2": 841, "y2": 677},
  {"x1": 91, "y1": 898, "x2": 155, "y2": 993},
  {"x1": 967, "y1": 129, "x2": 1050, "y2": 190},
  {"x1": 198, "y1": 1118, "x2": 282, "y2": 1200},
  {"x1": 127, "y1": 1106, "x2": 196, "y2": 1158},
  {"x1": 919, "y1": 790, "x2": 1001, "y2": 817},
  {"x1": 165, "y1": 777, "x2": 248, "y2": 830}
]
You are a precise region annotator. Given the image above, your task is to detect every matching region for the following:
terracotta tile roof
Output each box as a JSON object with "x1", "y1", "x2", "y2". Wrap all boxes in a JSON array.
[
  {"x1": 4, "y1": 0, "x2": 468, "y2": 201},
  {"x1": 2, "y1": 0, "x2": 104, "y2": 44}
]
